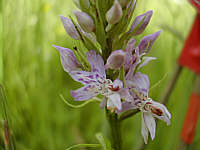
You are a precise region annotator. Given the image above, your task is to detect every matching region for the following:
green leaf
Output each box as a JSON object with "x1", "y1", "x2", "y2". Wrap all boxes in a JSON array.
[
  {"x1": 66, "y1": 143, "x2": 101, "y2": 150},
  {"x1": 96, "y1": 133, "x2": 113, "y2": 150}
]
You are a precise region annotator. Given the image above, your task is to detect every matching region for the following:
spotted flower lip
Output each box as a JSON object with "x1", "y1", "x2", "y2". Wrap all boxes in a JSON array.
[
  {"x1": 53, "y1": 45, "x2": 80, "y2": 73},
  {"x1": 69, "y1": 50, "x2": 131, "y2": 111},
  {"x1": 121, "y1": 72, "x2": 171, "y2": 143}
]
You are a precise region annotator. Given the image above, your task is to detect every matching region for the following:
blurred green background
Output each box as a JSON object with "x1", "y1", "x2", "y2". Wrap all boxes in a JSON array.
[{"x1": 1, "y1": 0, "x2": 200, "y2": 150}]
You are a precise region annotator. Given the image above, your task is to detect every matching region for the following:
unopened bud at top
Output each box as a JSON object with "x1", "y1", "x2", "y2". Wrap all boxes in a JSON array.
[
  {"x1": 73, "y1": 0, "x2": 90, "y2": 10},
  {"x1": 106, "y1": 0, "x2": 123, "y2": 24},
  {"x1": 73, "y1": 11, "x2": 95, "y2": 33},
  {"x1": 53, "y1": 45, "x2": 80, "y2": 73},
  {"x1": 59, "y1": 15, "x2": 80, "y2": 40},
  {"x1": 128, "y1": 10, "x2": 153, "y2": 36},
  {"x1": 105, "y1": 50, "x2": 126, "y2": 69},
  {"x1": 119, "y1": 0, "x2": 130, "y2": 8}
]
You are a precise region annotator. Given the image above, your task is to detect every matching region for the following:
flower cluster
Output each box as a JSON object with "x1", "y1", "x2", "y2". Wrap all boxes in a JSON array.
[{"x1": 53, "y1": 0, "x2": 171, "y2": 144}]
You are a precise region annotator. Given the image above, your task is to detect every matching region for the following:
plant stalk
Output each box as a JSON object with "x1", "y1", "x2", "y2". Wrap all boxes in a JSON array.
[{"x1": 106, "y1": 109, "x2": 122, "y2": 150}]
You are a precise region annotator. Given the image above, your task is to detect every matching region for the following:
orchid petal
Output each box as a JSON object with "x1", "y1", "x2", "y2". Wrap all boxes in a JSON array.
[
  {"x1": 59, "y1": 15, "x2": 80, "y2": 40},
  {"x1": 126, "y1": 72, "x2": 150, "y2": 96},
  {"x1": 143, "y1": 112, "x2": 156, "y2": 140},
  {"x1": 70, "y1": 85, "x2": 98, "y2": 101},
  {"x1": 138, "y1": 30, "x2": 161, "y2": 54},
  {"x1": 150, "y1": 101, "x2": 171, "y2": 125},
  {"x1": 125, "y1": 39, "x2": 136, "y2": 70},
  {"x1": 125, "y1": 47, "x2": 141, "y2": 79},
  {"x1": 70, "y1": 71, "x2": 97, "y2": 85},
  {"x1": 53, "y1": 45, "x2": 80, "y2": 72},
  {"x1": 107, "y1": 93, "x2": 122, "y2": 110},
  {"x1": 138, "y1": 56, "x2": 156, "y2": 69},
  {"x1": 113, "y1": 79, "x2": 123, "y2": 89},
  {"x1": 86, "y1": 50, "x2": 106, "y2": 77},
  {"x1": 118, "y1": 88, "x2": 132, "y2": 102},
  {"x1": 142, "y1": 113, "x2": 149, "y2": 144},
  {"x1": 118, "y1": 101, "x2": 137, "y2": 113}
]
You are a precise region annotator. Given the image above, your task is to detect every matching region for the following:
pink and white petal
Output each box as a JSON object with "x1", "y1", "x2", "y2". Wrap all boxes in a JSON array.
[
  {"x1": 70, "y1": 71, "x2": 97, "y2": 85},
  {"x1": 70, "y1": 85, "x2": 98, "y2": 101},
  {"x1": 138, "y1": 30, "x2": 161, "y2": 54},
  {"x1": 131, "y1": 72, "x2": 149, "y2": 91},
  {"x1": 117, "y1": 101, "x2": 137, "y2": 114},
  {"x1": 125, "y1": 59, "x2": 140, "y2": 80},
  {"x1": 126, "y1": 72, "x2": 149, "y2": 96},
  {"x1": 125, "y1": 38, "x2": 136, "y2": 54},
  {"x1": 125, "y1": 47, "x2": 141, "y2": 79},
  {"x1": 141, "y1": 113, "x2": 149, "y2": 144},
  {"x1": 53, "y1": 45, "x2": 80, "y2": 72},
  {"x1": 150, "y1": 101, "x2": 171, "y2": 125},
  {"x1": 86, "y1": 50, "x2": 106, "y2": 77},
  {"x1": 138, "y1": 57, "x2": 156, "y2": 69},
  {"x1": 113, "y1": 79, "x2": 123, "y2": 89},
  {"x1": 107, "y1": 93, "x2": 122, "y2": 110},
  {"x1": 118, "y1": 88, "x2": 132, "y2": 102},
  {"x1": 143, "y1": 112, "x2": 156, "y2": 140}
]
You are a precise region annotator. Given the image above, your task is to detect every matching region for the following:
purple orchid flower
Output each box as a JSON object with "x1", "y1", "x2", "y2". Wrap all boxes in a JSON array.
[
  {"x1": 124, "y1": 31, "x2": 161, "y2": 79},
  {"x1": 69, "y1": 50, "x2": 131, "y2": 111},
  {"x1": 120, "y1": 72, "x2": 171, "y2": 144}
]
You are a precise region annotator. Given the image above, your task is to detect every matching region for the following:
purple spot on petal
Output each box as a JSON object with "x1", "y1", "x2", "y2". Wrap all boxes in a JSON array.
[
  {"x1": 78, "y1": 78, "x2": 84, "y2": 81},
  {"x1": 93, "y1": 68, "x2": 98, "y2": 72},
  {"x1": 95, "y1": 74, "x2": 99, "y2": 78},
  {"x1": 84, "y1": 81, "x2": 90, "y2": 84},
  {"x1": 87, "y1": 75, "x2": 94, "y2": 79}
]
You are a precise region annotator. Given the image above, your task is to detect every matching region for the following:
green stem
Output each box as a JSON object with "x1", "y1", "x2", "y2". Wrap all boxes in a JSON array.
[{"x1": 106, "y1": 109, "x2": 122, "y2": 150}]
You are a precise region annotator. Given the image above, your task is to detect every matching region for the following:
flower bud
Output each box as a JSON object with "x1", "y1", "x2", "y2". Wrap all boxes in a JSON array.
[
  {"x1": 53, "y1": 45, "x2": 80, "y2": 72},
  {"x1": 73, "y1": 0, "x2": 81, "y2": 9},
  {"x1": 138, "y1": 30, "x2": 161, "y2": 54},
  {"x1": 106, "y1": 0, "x2": 123, "y2": 24},
  {"x1": 59, "y1": 15, "x2": 80, "y2": 40},
  {"x1": 128, "y1": 10, "x2": 153, "y2": 36},
  {"x1": 105, "y1": 50, "x2": 126, "y2": 69},
  {"x1": 73, "y1": 11, "x2": 95, "y2": 33},
  {"x1": 119, "y1": 0, "x2": 130, "y2": 8}
]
